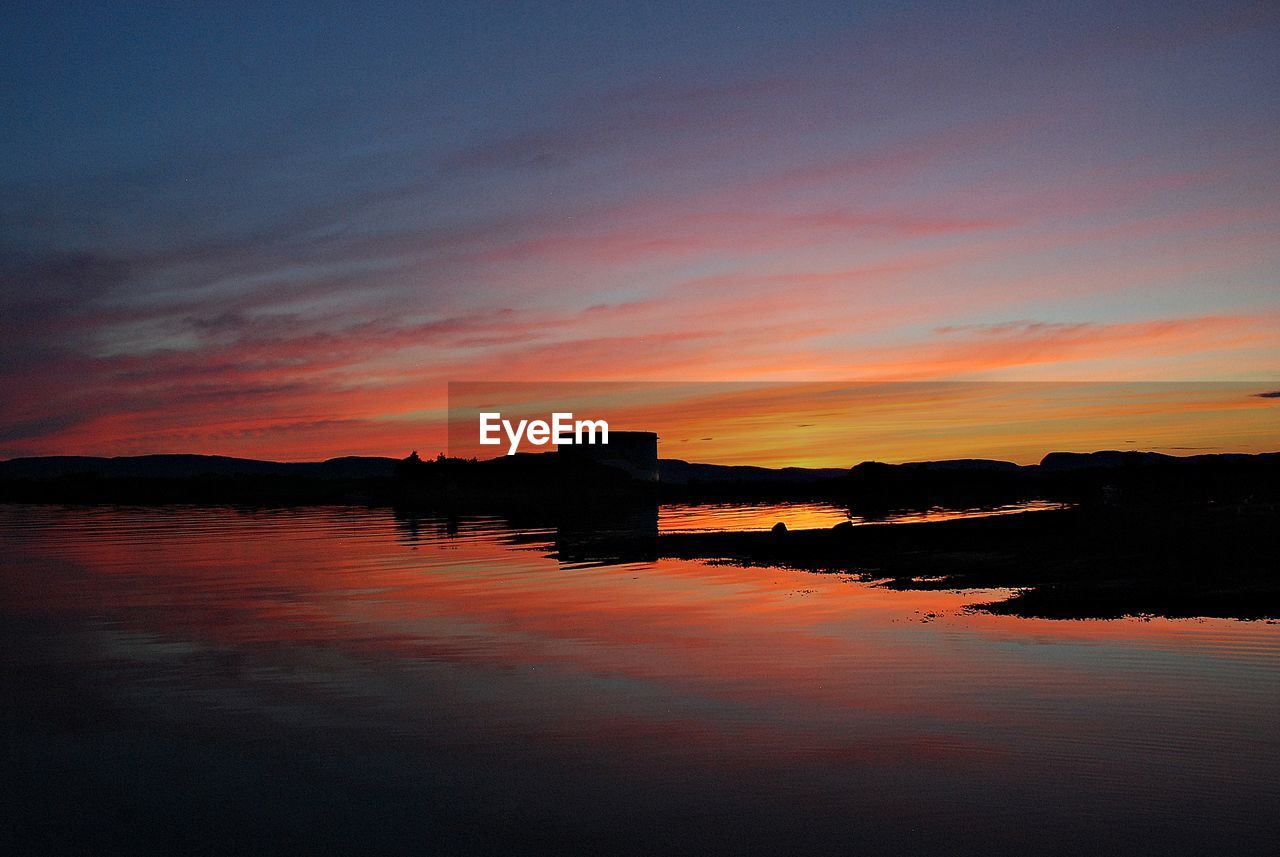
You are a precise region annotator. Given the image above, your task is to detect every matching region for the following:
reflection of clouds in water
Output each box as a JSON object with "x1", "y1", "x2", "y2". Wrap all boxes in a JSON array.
[{"x1": 2, "y1": 504, "x2": 1278, "y2": 854}]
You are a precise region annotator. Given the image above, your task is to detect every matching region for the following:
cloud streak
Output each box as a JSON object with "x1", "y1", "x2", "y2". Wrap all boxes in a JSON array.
[{"x1": 2, "y1": 1, "x2": 1277, "y2": 458}]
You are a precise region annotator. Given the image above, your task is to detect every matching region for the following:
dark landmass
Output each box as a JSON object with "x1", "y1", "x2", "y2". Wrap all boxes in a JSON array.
[
  {"x1": 0, "y1": 451, "x2": 845, "y2": 506},
  {"x1": 656, "y1": 502, "x2": 1280, "y2": 620},
  {"x1": 0, "y1": 452, "x2": 844, "y2": 498},
  {"x1": 0, "y1": 450, "x2": 667, "y2": 509},
  {"x1": 3, "y1": 447, "x2": 1275, "y2": 507},
  {"x1": 660, "y1": 460, "x2": 849, "y2": 493},
  {"x1": 0, "y1": 453, "x2": 398, "y2": 480}
]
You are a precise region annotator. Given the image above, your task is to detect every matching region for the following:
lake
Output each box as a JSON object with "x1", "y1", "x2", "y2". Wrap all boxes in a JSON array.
[
  {"x1": 657, "y1": 498, "x2": 1067, "y2": 531},
  {"x1": 2, "y1": 504, "x2": 1277, "y2": 855}
]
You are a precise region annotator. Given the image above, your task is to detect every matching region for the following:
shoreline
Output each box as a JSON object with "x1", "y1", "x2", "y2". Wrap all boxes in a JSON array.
[{"x1": 655, "y1": 503, "x2": 1280, "y2": 620}]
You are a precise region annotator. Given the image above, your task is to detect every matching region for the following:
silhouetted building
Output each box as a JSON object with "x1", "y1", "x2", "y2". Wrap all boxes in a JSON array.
[{"x1": 558, "y1": 430, "x2": 659, "y2": 482}]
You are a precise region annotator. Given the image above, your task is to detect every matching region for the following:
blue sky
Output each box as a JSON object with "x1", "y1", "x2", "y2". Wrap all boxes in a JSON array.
[{"x1": 1, "y1": 0, "x2": 1277, "y2": 457}]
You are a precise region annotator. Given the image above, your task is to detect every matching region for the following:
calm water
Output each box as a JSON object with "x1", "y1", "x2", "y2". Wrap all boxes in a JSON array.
[
  {"x1": 657, "y1": 499, "x2": 1066, "y2": 532},
  {"x1": 2, "y1": 504, "x2": 1277, "y2": 855}
]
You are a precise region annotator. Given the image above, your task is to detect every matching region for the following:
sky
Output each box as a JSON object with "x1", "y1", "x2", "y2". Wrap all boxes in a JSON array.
[{"x1": 2, "y1": 0, "x2": 1278, "y2": 462}]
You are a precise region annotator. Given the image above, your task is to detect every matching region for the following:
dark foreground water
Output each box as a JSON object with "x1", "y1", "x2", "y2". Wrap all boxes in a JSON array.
[{"x1": 2, "y1": 504, "x2": 1277, "y2": 856}]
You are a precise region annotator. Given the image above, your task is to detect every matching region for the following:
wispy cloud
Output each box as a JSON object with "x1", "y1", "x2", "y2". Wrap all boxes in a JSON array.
[{"x1": 2, "y1": 2, "x2": 1277, "y2": 458}]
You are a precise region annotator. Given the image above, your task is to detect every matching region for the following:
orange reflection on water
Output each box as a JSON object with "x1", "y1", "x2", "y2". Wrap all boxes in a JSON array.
[
  {"x1": 3, "y1": 505, "x2": 1273, "y2": 724},
  {"x1": 658, "y1": 500, "x2": 1067, "y2": 532},
  {"x1": 2, "y1": 503, "x2": 1277, "y2": 851}
]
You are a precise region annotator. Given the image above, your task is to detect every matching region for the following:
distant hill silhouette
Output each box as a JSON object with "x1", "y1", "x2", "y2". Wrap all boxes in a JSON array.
[
  {"x1": 658, "y1": 459, "x2": 846, "y2": 485},
  {"x1": 1, "y1": 448, "x2": 1276, "y2": 508},
  {"x1": 841, "y1": 449, "x2": 1280, "y2": 509},
  {"x1": 1037, "y1": 449, "x2": 1274, "y2": 470},
  {"x1": 0, "y1": 454, "x2": 398, "y2": 480}
]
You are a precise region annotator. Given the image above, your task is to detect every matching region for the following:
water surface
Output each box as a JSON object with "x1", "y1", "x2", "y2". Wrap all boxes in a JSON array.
[
  {"x1": 2, "y1": 504, "x2": 1277, "y2": 855},
  {"x1": 658, "y1": 499, "x2": 1065, "y2": 532}
]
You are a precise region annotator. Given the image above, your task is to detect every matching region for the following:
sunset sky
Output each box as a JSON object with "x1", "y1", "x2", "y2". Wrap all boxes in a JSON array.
[{"x1": 2, "y1": 1, "x2": 1277, "y2": 461}]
